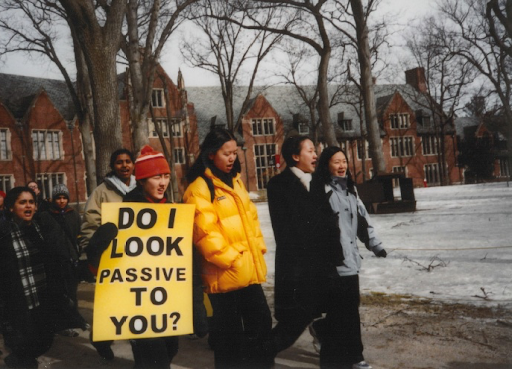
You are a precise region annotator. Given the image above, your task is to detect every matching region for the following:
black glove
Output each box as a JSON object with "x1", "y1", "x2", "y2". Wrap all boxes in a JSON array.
[
  {"x1": 376, "y1": 249, "x2": 387, "y2": 258},
  {"x1": 86, "y1": 222, "x2": 118, "y2": 269}
]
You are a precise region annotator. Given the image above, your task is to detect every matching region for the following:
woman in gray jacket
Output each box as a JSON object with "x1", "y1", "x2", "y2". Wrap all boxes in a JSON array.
[{"x1": 312, "y1": 146, "x2": 387, "y2": 369}]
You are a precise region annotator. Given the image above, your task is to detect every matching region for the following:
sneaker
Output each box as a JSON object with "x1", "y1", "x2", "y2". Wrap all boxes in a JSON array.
[
  {"x1": 352, "y1": 361, "x2": 373, "y2": 369},
  {"x1": 308, "y1": 323, "x2": 321, "y2": 354}
]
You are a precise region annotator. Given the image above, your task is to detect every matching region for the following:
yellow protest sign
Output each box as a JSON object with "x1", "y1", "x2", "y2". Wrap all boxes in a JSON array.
[{"x1": 92, "y1": 203, "x2": 195, "y2": 341}]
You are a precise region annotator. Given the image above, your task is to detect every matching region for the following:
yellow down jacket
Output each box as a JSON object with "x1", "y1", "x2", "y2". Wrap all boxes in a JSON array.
[{"x1": 183, "y1": 168, "x2": 267, "y2": 294}]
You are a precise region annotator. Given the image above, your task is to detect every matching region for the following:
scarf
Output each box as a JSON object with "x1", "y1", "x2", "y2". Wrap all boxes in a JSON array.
[
  {"x1": 105, "y1": 174, "x2": 137, "y2": 196},
  {"x1": 331, "y1": 175, "x2": 348, "y2": 191},
  {"x1": 10, "y1": 221, "x2": 47, "y2": 310},
  {"x1": 290, "y1": 166, "x2": 312, "y2": 191}
]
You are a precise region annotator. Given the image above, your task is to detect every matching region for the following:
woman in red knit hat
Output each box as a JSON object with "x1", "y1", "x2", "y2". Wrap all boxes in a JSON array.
[{"x1": 123, "y1": 146, "x2": 207, "y2": 368}]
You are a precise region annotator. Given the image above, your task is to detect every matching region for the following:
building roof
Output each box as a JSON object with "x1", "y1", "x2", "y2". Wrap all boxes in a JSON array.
[{"x1": 0, "y1": 73, "x2": 76, "y2": 121}]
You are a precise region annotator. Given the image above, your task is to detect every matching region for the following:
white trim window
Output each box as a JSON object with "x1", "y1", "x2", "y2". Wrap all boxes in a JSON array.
[
  {"x1": 151, "y1": 89, "x2": 165, "y2": 108},
  {"x1": 422, "y1": 135, "x2": 439, "y2": 155},
  {"x1": 254, "y1": 143, "x2": 277, "y2": 189},
  {"x1": 499, "y1": 158, "x2": 510, "y2": 177},
  {"x1": 390, "y1": 136, "x2": 414, "y2": 157},
  {"x1": 150, "y1": 119, "x2": 169, "y2": 138},
  {"x1": 357, "y1": 139, "x2": 370, "y2": 161},
  {"x1": 392, "y1": 166, "x2": 406, "y2": 187},
  {"x1": 32, "y1": 130, "x2": 61, "y2": 160},
  {"x1": 174, "y1": 147, "x2": 185, "y2": 164},
  {"x1": 424, "y1": 163, "x2": 440, "y2": 185},
  {"x1": 36, "y1": 172, "x2": 65, "y2": 199},
  {"x1": 390, "y1": 113, "x2": 410, "y2": 129},
  {"x1": 252, "y1": 118, "x2": 275, "y2": 136},
  {"x1": 0, "y1": 128, "x2": 12, "y2": 160},
  {"x1": 171, "y1": 120, "x2": 183, "y2": 137},
  {"x1": 0, "y1": 174, "x2": 13, "y2": 192}
]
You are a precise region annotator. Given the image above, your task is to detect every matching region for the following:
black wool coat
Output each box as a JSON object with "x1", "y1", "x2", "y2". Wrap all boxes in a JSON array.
[{"x1": 267, "y1": 167, "x2": 343, "y2": 320}]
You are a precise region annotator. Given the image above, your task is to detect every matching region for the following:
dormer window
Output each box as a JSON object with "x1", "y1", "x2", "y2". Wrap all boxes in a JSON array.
[
  {"x1": 298, "y1": 123, "x2": 309, "y2": 134},
  {"x1": 337, "y1": 112, "x2": 353, "y2": 131},
  {"x1": 416, "y1": 110, "x2": 431, "y2": 128}
]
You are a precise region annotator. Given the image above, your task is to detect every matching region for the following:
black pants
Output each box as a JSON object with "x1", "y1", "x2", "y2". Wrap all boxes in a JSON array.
[
  {"x1": 271, "y1": 275, "x2": 364, "y2": 368},
  {"x1": 2, "y1": 306, "x2": 54, "y2": 368},
  {"x1": 130, "y1": 336, "x2": 179, "y2": 369},
  {"x1": 208, "y1": 284, "x2": 272, "y2": 369}
]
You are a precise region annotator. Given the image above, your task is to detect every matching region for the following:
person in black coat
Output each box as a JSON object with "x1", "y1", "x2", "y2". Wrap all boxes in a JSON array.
[
  {"x1": 0, "y1": 187, "x2": 86, "y2": 368},
  {"x1": 265, "y1": 136, "x2": 343, "y2": 363}
]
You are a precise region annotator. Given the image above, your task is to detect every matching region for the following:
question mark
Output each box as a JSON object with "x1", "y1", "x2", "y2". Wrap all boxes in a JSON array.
[{"x1": 170, "y1": 312, "x2": 181, "y2": 330}]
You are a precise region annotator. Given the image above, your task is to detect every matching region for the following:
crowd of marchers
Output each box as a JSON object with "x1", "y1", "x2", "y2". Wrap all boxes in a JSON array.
[{"x1": 0, "y1": 129, "x2": 387, "y2": 369}]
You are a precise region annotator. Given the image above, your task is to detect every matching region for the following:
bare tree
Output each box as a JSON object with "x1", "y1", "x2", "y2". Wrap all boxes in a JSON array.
[
  {"x1": 122, "y1": 0, "x2": 198, "y2": 153},
  {"x1": 439, "y1": 0, "x2": 512, "y2": 182},
  {"x1": 57, "y1": 0, "x2": 126, "y2": 179},
  {"x1": 405, "y1": 15, "x2": 475, "y2": 185},
  {"x1": 0, "y1": 0, "x2": 98, "y2": 191},
  {"x1": 182, "y1": 0, "x2": 282, "y2": 134}
]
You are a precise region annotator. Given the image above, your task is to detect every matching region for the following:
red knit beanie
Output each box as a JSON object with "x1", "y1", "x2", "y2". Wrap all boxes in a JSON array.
[{"x1": 135, "y1": 145, "x2": 171, "y2": 180}]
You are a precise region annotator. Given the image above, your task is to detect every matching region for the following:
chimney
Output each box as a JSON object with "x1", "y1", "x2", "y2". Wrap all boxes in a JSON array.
[{"x1": 405, "y1": 67, "x2": 427, "y2": 93}]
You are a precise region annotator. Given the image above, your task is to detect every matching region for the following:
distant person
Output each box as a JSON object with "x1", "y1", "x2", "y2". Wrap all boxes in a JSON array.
[
  {"x1": 309, "y1": 146, "x2": 387, "y2": 369},
  {"x1": 79, "y1": 148, "x2": 136, "y2": 361},
  {"x1": 265, "y1": 136, "x2": 345, "y2": 366},
  {"x1": 27, "y1": 181, "x2": 49, "y2": 212},
  {"x1": 0, "y1": 190, "x2": 6, "y2": 221},
  {"x1": 45, "y1": 184, "x2": 82, "y2": 337},
  {"x1": 183, "y1": 128, "x2": 272, "y2": 368},
  {"x1": 0, "y1": 187, "x2": 86, "y2": 368}
]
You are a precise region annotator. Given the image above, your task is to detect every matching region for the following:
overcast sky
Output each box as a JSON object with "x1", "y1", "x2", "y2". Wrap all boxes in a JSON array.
[{"x1": 0, "y1": 0, "x2": 436, "y2": 86}]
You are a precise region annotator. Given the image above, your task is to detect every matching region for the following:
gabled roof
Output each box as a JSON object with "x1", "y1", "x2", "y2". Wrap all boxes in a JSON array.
[
  {"x1": 187, "y1": 83, "x2": 446, "y2": 140},
  {"x1": 0, "y1": 73, "x2": 76, "y2": 120}
]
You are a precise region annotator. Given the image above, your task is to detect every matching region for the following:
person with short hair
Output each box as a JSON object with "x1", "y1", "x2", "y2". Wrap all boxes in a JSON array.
[{"x1": 265, "y1": 136, "x2": 345, "y2": 366}]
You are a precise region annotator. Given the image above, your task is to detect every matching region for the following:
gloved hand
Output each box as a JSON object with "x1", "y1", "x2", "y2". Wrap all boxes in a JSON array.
[
  {"x1": 376, "y1": 249, "x2": 387, "y2": 258},
  {"x1": 86, "y1": 222, "x2": 118, "y2": 272}
]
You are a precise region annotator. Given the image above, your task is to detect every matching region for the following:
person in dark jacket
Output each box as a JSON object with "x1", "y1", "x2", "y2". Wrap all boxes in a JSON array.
[
  {"x1": 0, "y1": 187, "x2": 86, "y2": 368},
  {"x1": 86, "y1": 145, "x2": 207, "y2": 369},
  {"x1": 310, "y1": 146, "x2": 387, "y2": 369},
  {"x1": 45, "y1": 184, "x2": 82, "y2": 337},
  {"x1": 0, "y1": 190, "x2": 6, "y2": 221},
  {"x1": 265, "y1": 136, "x2": 344, "y2": 365}
]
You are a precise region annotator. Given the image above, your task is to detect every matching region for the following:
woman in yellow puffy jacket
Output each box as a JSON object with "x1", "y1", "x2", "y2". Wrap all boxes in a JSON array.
[{"x1": 183, "y1": 128, "x2": 272, "y2": 369}]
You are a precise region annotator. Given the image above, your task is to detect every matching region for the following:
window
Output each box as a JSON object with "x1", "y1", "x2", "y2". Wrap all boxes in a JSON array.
[
  {"x1": 252, "y1": 118, "x2": 275, "y2": 136},
  {"x1": 422, "y1": 136, "x2": 438, "y2": 155},
  {"x1": 424, "y1": 163, "x2": 440, "y2": 185},
  {"x1": 357, "y1": 140, "x2": 370, "y2": 160},
  {"x1": 392, "y1": 166, "x2": 406, "y2": 187},
  {"x1": 254, "y1": 144, "x2": 277, "y2": 189},
  {"x1": 1, "y1": 129, "x2": 11, "y2": 160},
  {"x1": 339, "y1": 140, "x2": 350, "y2": 160},
  {"x1": 36, "y1": 173, "x2": 65, "y2": 199},
  {"x1": 337, "y1": 112, "x2": 353, "y2": 131},
  {"x1": 171, "y1": 121, "x2": 183, "y2": 137},
  {"x1": 390, "y1": 113, "x2": 410, "y2": 129},
  {"x1": 150, "y1": 119, "x2": 169, "y2": 138},
  {"x1": 32, "y1": 130, "x2": 61, "y2": 160},
  {"x1": 298, "y1": 123, "x2": 309, "y2": 134},
  {"x1": 390, "y1": 136, "x2": 414, "y2": 157},
  {"x1": 499, "y1": 158, "x2": 510, "y2": 178},
  {"x1": 0, "y1": 174, "x2": 13, "y2": 192},
  {"x1": 151, "y1": 89, "x2": 164, "y2": 108},
  {"x1": 174, "y1": 148, "x2": 185, "y2": 164}
]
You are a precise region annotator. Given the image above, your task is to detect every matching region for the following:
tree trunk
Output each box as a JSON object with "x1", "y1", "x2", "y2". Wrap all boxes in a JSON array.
[
  {"x1": 317, "y1": 50, "x2": 337, "y2": 146},
  {"x1": 350, "y1": 0, "x2": 386, "y2": 174},
  {"x1": 58, "y1": 0, "x2": 126, "y2": 180}
]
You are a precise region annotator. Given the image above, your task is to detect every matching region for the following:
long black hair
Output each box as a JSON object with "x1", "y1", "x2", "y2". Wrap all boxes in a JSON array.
[
  {"x1": 315, "y1": 146, "x2": 357, "y2": 196},
  {"x1": 186, "y1": 128, "x2": 241, "y2": 184}
]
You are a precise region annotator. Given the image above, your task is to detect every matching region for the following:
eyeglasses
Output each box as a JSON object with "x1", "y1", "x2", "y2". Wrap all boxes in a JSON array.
[{"x1": 28, "y1": 185, "x2": 38, "y2": 189}]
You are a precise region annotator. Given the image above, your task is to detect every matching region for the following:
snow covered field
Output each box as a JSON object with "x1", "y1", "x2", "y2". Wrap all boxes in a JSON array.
[{"x1": 256, "y1": 182, "x2": 512, "y2": 308}]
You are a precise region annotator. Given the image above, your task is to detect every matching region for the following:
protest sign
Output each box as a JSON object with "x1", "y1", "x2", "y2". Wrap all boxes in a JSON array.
[{"x1": 92, "y1": 202, "x2": 195, "y2": 341}]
